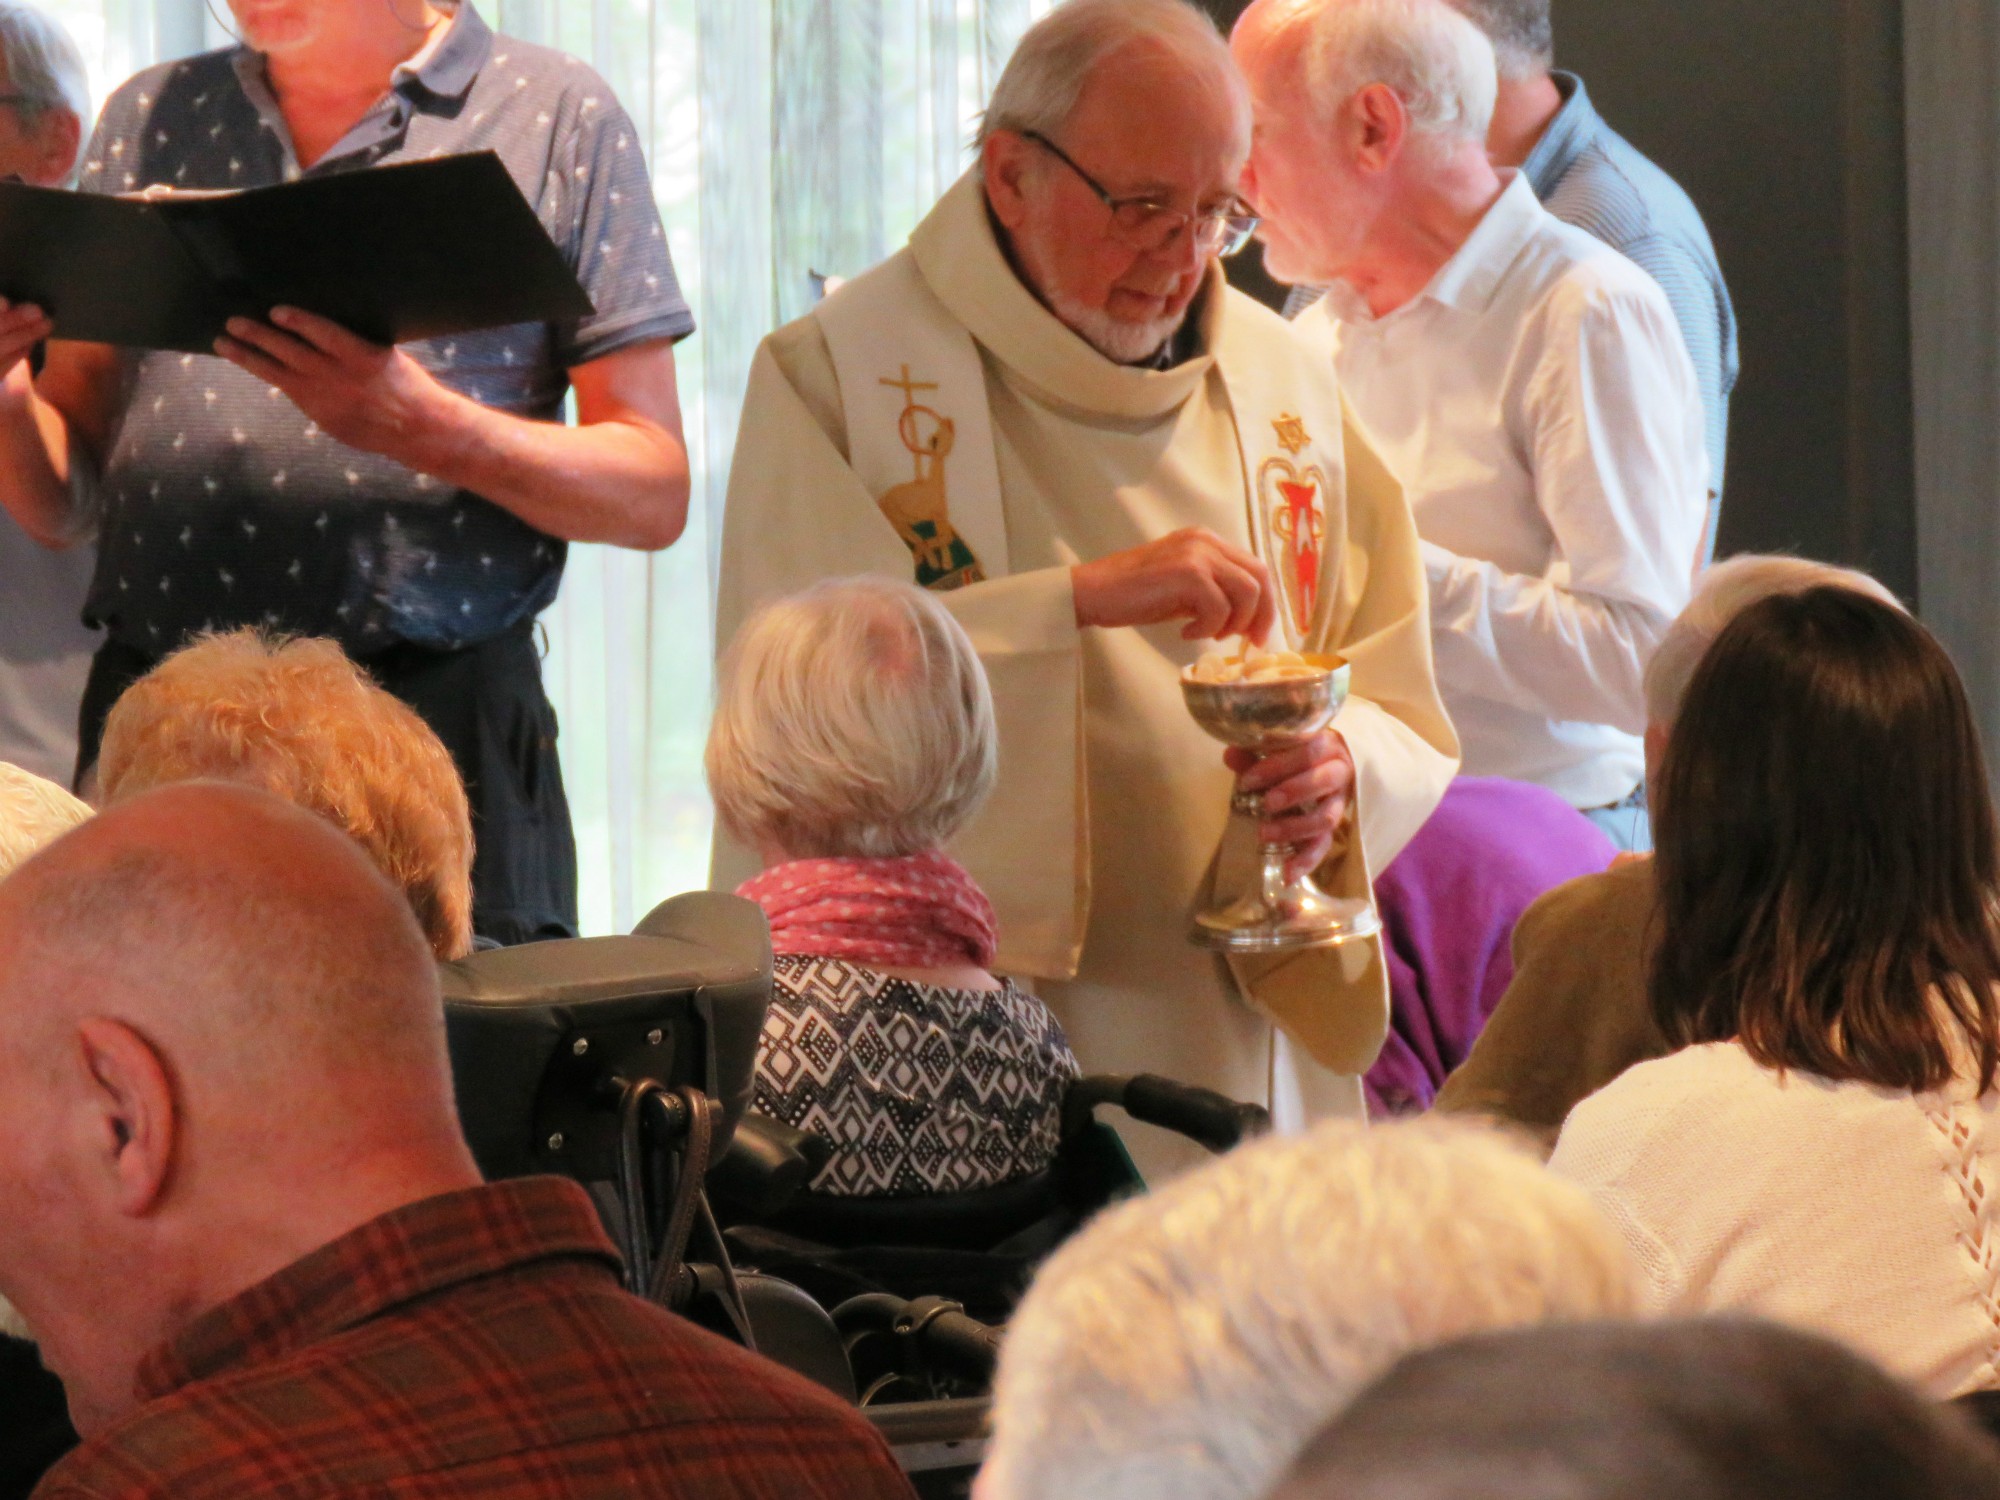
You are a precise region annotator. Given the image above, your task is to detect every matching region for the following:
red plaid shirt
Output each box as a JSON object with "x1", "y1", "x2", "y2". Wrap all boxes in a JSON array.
[{"x1": 34, "y1": 1177, "x2": 914, "y2": 1499}]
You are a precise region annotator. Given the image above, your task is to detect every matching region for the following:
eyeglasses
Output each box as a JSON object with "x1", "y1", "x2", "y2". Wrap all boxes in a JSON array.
[{"x1": 1022, "y1": 130, "x2": 1260, "y2": 259}]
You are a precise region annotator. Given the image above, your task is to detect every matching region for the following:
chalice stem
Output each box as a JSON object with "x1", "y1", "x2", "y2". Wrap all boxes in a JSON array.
[{"x1": 1259, "y1": 840, "x2": 1296, "y2": 907}]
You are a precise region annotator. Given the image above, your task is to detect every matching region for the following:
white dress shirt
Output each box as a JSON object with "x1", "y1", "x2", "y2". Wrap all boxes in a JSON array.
[{"x1": 1298, "y1": 172, "x2": 1707, "y2": 808}]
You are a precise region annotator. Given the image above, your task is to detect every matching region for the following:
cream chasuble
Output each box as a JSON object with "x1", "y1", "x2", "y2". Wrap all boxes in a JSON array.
[{"x1": 715, "y1": 172, "x2": 1457, "y2": 1168}]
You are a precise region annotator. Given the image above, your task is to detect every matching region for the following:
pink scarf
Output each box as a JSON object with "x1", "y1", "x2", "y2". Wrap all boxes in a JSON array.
[{"x1": 737, "y1": 851, "x2": 998, "y2": 970}]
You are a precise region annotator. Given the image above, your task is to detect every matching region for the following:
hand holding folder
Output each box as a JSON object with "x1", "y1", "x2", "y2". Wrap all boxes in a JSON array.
[{"x1": 0, "y1": 151, "x2": 594, "y2": 354}]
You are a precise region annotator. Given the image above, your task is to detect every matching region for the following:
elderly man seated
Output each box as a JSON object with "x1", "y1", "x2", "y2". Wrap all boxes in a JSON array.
[
  {"x1": 0, "y1": 784, "x2": 915, "y2": 1498},
  {"x1": 1435, "y1": 555, "x2": 1900, "y2": 1145},
  {"x1": 1234, "y1": 0, "x2": 1707, "y2": 852},
  {"x1": 94, "y1": 628, "x2": 475, "y2": 959},
  {"x1": 974, "y1": 1116, "x2": 1637, "y2": 1500},
  {"x1": 710, "y1": 578, "x2": 1079, "y2": 1198},
  {"x1": 1274, "y1": 1320, "x2": 2000, "y2": 1500}
]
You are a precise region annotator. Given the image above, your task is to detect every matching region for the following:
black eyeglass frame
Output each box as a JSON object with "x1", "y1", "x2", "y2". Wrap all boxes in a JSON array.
[{"x1": 1020, "y1": 129, "x2": 1260, "y2": 259}]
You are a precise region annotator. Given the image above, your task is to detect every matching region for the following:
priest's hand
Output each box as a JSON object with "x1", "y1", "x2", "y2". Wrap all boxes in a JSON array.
[
  {"x1": 214, "y1": 307, "x2": 454, "y2": 467},
  {"x1": 1225, "y1": 730, "x2": 1355, "y2": 880},
  {"x1": 1072, "y1": 527, "x2": 1278, "y2": 642}
]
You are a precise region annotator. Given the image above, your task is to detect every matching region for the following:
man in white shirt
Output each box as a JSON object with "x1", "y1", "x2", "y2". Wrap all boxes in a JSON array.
[{"x1": 1233, "y1": 0, "x2": 1707, "y2": 848}]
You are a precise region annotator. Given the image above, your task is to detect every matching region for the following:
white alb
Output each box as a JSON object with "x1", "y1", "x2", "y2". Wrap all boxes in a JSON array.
[{"x1": 1551, "y1": 1039, "x2": 2000, "y2": 1396}]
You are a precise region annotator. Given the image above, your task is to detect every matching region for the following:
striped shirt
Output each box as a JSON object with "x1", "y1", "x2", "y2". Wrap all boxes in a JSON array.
[{"x1": 1289, "y1": 72, "x2": 1737, "y2": 556}]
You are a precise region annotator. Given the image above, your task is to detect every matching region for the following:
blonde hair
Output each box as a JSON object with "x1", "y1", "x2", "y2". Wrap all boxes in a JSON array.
[
  {"x1": 979, "y1": 1117, "x2": 1640, "y2": 1500},
  {"x1": 95, "y1": 630, "x2": 475, "y2": 959},
  {"x1": 1643, "y1": 554, "x2": 1902, "y2": 727},
  {"x1": 707, "y1": 578, "x2": 998, "y2": 860},
  {"x1": 0, "y1": 760, "x2": 89, "y2": 877}
]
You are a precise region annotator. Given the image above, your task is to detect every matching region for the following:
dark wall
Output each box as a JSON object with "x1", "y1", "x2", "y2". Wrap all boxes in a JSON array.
[
  {"x1": 1556, "y1": 0, "x2": 1914, "y2": 598},
  {"x1": 1204, "y1": 0, "x2": 1918, "y2": 601}
]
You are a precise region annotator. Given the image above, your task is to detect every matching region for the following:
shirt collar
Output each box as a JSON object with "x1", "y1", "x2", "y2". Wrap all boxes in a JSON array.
[
  {"x1": 228, "y1": 1, "x2": 492, "y2": 177},
  {"x1": 1521, "y1": 70, "x2": 1597, "y2": 202},
  {"x1": 1417, "y1": 170, "x2": 1544, "y2": 315},
  {"x1": 392, "y1": 1, "x2": 492, "y2": 104},
  {"x1": 905, "y1": 168, "x2": 1222, "y2": 423},
  {"x1": 133, "y1": 1177, "x2": 621, "y2": 1403}
]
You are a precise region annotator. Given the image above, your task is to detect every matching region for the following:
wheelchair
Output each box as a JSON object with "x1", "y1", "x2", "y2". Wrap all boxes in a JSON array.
[{"x1": 440, "y1": 892, "x2": 1269, "y2": 1496}]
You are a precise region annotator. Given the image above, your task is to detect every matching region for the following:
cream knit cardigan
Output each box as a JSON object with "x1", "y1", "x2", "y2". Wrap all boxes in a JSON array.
[{"x1": 1551, "y1": 1039, "x2": 2000, "y2": 1396}]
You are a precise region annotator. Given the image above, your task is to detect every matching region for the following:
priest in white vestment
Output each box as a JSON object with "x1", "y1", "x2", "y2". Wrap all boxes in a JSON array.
[{"x1": 714, "y1": 0, "x2": 1457, "y2": 1171}]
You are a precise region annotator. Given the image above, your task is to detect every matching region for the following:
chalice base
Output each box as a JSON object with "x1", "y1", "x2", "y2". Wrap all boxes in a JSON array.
[{"x1": 1190, "y1": 873, "x2": 1381, "y2": 953}]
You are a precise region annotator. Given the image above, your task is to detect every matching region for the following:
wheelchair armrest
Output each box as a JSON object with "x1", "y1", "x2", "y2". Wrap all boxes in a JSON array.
[
  {"x1": 1063, "y1": 1073, "x2": 1272, "y2": 1155},
  {"x1": 708, "y1": 1112, "x2": 833, "y2": 1218}
]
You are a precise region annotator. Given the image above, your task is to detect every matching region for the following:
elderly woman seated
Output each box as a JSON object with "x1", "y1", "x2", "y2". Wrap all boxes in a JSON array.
[
  {"x1": 94, "y1": 629, "x2": 474, "y2": 959},
  {"x1": 1552, "y1": 588, "x2": 2000, "y2": 1396},
  {"x1": 976, "y1": 1117, "x2": 1638, "y2": 1500},
  {"x1": 708, "y1": 577, "x2": 1079, "y2": 1198}
]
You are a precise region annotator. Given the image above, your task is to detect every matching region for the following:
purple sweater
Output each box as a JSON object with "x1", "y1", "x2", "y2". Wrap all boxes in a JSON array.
[{"x1": 1368, "y1": 777, "x2": 1616, "y2": 1116}]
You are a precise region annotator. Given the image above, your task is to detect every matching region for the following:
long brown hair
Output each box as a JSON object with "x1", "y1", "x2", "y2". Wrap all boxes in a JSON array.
[{"x1": 1650, "y1": 586, "x2": 2000, "y2": 1092}]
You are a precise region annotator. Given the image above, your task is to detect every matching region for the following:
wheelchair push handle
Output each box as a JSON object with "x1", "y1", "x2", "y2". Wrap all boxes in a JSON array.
[{"x1": 1064, "y1": 1073, "x2": 1272, "y2": 1154}]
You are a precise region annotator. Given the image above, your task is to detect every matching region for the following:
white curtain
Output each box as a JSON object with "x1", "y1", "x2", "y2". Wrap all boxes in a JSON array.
[{"x1": 50, "y1": 0, "x2": 1046, "y2": 935}]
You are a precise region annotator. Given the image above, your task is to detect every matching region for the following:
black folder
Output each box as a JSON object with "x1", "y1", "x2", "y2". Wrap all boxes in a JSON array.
[{"x1": 0, "y1": 151, "x2": 595, "y2": 354}]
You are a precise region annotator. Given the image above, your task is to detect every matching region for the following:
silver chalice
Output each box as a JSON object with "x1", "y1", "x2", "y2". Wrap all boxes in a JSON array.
[{"x1": 1181, "y1": 658, "x2": 1381, "y2": 952}]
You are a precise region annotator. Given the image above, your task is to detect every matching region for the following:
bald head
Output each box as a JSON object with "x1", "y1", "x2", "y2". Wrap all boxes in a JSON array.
[
  {"x1": 0, "y1": 781, "x2": 447, "y2": 1100},
  {"x1": 0, "y1": 784, "x2": 479, "y2": 1433}
]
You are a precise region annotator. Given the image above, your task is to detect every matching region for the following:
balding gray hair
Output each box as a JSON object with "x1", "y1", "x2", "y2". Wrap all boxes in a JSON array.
[
  {"x1": 978, "y1": 0, "x2": 1242, "y2": 147},
  {"x1": 1271, "y1": 0, "x2": 1498, "y2": 153},
  {"x1": 1643, "y1": 555, "x2": 1902, "y2": 727},
  {"x1": 0, "y1": 3, "x2": 88, "y2": 131},
  {"x1": 978, "y1": 1117, "x2": 1638, "y2": 1500},
  {"x1": 1441, "y1": 0, "x2": 1552, "y2": 80}
]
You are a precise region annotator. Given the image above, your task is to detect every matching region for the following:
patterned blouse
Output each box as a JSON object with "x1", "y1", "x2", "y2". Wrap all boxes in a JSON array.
[{"x1": 755, "y1": 954, "x2": 1082, "y2": 1198}]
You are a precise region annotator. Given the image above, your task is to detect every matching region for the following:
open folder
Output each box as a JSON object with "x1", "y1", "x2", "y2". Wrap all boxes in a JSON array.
[{"x1": 0, "y1": 151, "x2": 595, "y2": 354}]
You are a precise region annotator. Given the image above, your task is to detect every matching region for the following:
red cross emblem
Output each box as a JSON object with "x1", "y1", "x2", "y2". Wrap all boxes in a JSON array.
[{"x1": 1259, "y1": 457, "x2": 1328, "y2": 638}]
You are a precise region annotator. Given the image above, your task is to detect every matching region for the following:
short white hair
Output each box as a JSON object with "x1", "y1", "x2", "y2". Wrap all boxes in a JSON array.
[
  {"x1": 979, "y1": 1116, "x2": 1639, "y2": 1500},
  {"x1": 0, "y1": 760, "x2": 90, "y2": 878},
  {"x1": 978, "y1": 0, "x2": 1245, "y2": 147},
  {"x1": 707, "y1": 577, "x2": 998, "y2": 861},
  {"x1": 0, "y1": 3, "x2": 88, "y2": 130},
  {"x1": 1272, "y1": 0, "x2": 1498, "y2": 152},
  {"x1": 1643, "y1": 555, "x2": 1903, "y2": 727}
]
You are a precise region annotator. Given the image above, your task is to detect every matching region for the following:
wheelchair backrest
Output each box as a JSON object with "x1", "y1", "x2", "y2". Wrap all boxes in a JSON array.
[{"x1": 440, "y1": 891, "x2": 771, "y2": 1182}]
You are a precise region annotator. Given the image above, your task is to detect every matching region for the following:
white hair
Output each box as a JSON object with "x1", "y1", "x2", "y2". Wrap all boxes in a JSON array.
[
  {"x1": 707, "y1": 577, "x2": 998, "y2": 861},
  {"x1": 0, "y1": 760, "x2": 90, "y2": 879},
  {"x1": 1277, "y1": 0, "x2": 1498, "y2": 152},
  {"x1": 978, "y1": 0, "x2": 1244, "y2": 147},
  {"x1": 978, "y1": 1116, "x2": 1640, "y2": 1500},
  {"x1": 0, "y1": 3, "x2": 88, "y2": 130},
  {"x1": 1642, "y1": 555, "x2": 1903, "y2": 727}
]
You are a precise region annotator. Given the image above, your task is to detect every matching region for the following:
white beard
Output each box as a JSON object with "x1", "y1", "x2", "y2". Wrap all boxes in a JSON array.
[
  {"x1": 1008, "y1": 212, "x2": 1191, "y2": 365},
  {"x1": 1046, "y1": 289, "x2": 1186, "y2": 365}
]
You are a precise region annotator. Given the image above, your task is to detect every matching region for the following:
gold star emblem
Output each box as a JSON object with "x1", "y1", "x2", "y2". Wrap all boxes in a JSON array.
[{"x1": 1272, "y1": 412, "x2": 1311, "y2": 457}]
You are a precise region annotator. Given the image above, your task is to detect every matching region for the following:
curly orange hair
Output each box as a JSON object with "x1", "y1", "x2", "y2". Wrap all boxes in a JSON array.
[{"x1": 96, "y1": 630, "x2": 475, "y2": 959}]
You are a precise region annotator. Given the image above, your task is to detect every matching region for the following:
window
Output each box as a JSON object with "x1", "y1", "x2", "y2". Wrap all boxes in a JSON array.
[{"x1": 50, "y1": 0, "x2": 1047, "y2": 933}]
